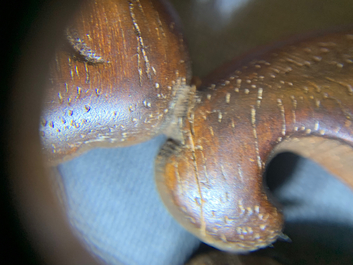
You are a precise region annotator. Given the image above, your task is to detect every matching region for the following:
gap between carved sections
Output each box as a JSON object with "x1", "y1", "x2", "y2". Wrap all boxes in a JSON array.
[{"x1": 162, "y1": 81, "x2": 196, "y2": 143}]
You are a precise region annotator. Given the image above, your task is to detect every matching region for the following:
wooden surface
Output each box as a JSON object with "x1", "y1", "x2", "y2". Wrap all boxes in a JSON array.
[
  {"x1": 7, "y1": 0, "x2": 353, "y2": 264},
  {"x1": 37, "y1": 0, "x2": 353, "y2": 263},
  {"x1": 41, "y1": 0, "x2": 191, "y2": 165},
  {"x1": 156, "y1": 29, "x2": 353, "y2": 252}
]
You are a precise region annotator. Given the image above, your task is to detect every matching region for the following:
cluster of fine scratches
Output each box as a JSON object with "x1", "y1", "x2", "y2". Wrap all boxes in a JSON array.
[
  {"x1": 163, "y1": 32, "x2": 353, "y2": 251},
  {"x1": 187, "y1": 101, "x2": 208, "y2": 237},
  {"x1": 66, "y1": 28, "x2": 105, "y2": 63},
  {"x1": 169, "y1": 96, "x2": 281, "y2": 250},
  {"x1": 41, "y1": 0, "x2": 195, "y2": 164},
  {"x1": 201, "y1": 34, "x2": 353, "y2": 142},
  {"x1": 41, "y1": 74, "x2": 187, "y2": 160},
  {"x1": 129, "y1": 1, "x2": 154, "y2": 83},
  {"x1": 251, "y1": 106, "x2": 262, "y2": 171}
]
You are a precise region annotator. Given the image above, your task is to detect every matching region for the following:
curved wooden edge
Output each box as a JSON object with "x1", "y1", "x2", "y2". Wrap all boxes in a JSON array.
[
  {"x1": 44, "y1": 78, "x2": 193, "y2": 167},
  {"x1": 270, "y1": 136, "x2": 353, "y2": 190},
  {"x1": 155, "y1": 139, "x2": 284, "y2": 253},
  {"x1": 155, "y1": 28, "x2": 353, "y2": 253},
  {"x1": 40, "y1": 0, "x2": 193, "y2": 165}
]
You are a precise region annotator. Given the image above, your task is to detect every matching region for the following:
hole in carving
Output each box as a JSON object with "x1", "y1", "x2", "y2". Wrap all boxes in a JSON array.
[{"x1": 263, "y1": 152, "x2": 353, "y2": 264}]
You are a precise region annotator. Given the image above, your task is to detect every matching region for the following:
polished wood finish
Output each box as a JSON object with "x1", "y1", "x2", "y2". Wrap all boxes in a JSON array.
[
  {"x1": 156, "y1": 30, "x2": 353, "y2": 252},
  {"x1": 39, "y1": 0, "x2": 353, "y2": 257},
  {"x1": 40, "y1": 0, "x2": 191, "y2": 165}
]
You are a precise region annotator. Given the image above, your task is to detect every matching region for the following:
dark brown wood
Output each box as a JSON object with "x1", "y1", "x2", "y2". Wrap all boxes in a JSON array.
[
  {"x1": 40, "y1": 0, "x2": 191, "y2": 165},
  {"x1": 156, "y1": 30, "x2": 353, "y2": 252}
]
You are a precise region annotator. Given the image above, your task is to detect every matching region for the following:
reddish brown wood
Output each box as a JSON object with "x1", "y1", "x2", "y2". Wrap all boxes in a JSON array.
[
  {"x1": 156, "y1": 30, "x2": 353, "y2": 252},
  {"x1": 40, "y1": 0, "x2": 191, "y2": 165},
  {"x1": 38, "y1": 0, "x2": 353, "y2": 257}
]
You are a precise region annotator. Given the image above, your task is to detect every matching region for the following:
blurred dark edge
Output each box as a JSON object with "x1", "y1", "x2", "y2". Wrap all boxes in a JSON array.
[
  {"x1": 2, "y1": 1, "x2": 353, "y2": 265},
  {"x1": 0, "y1": 0, "x2": 80, "y2": 264}
]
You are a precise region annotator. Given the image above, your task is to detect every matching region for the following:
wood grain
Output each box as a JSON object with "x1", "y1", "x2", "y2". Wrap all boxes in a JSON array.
[
  {"x1": 40, "y1": 0, "x2": 191, "y2": 165},
  {"x1": 38, "y1": 0, "x2": 353, "y2": 257},
  {"x1": 156, "y1": 30, "x2": 353, "y2": 252}
]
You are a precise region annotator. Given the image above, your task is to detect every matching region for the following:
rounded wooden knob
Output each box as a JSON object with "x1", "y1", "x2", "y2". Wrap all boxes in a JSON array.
[
  {"x1": 40, "y1": 0, "x2": 191, "y2": 165},
  {"x1": 38, "y1": 0, "x2": 353, "y2": 256},
  {"x1": 156, "y1": 30, "x2": 353, "y2": 252},
  {"x1": 10, "y1": 0, "x2": 353, "y2": 263}
]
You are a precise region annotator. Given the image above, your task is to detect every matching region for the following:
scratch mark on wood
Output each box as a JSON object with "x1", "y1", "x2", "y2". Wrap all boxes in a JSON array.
[
  {"x1": 277, "y1": 99, "x2": 286, "y2": 135},
  {"x1": 251, "y1": 106, "x2": 262, "y2": 170},
  {"x1": 326, "y1": 77, "x2": 353, "y2": 95},
  {"x1": 129, "y1": 2, "x2": 152, "y2": 80}
]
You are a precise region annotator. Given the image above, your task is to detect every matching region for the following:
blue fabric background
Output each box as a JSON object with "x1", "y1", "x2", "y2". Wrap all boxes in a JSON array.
[
  {"x1": 58, "y1": 136, "x2": 353, "y2": 265},
  {"x1": 56, "y1": 2, "x2": 353, "y2": 263},
  {"x1": 58, "y1": 135, "x2": 200, "y2": 265}
]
